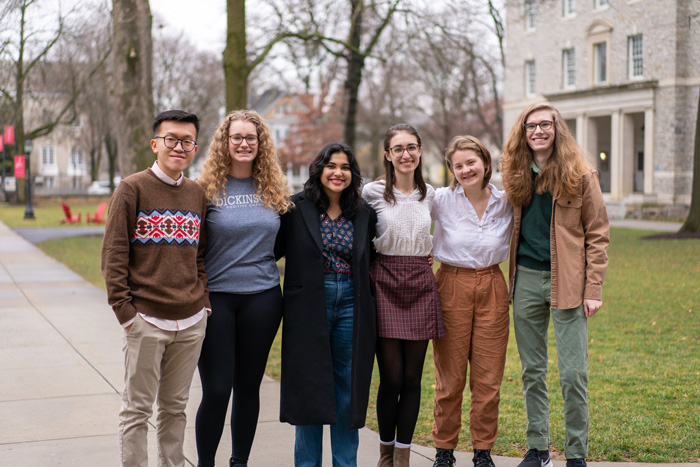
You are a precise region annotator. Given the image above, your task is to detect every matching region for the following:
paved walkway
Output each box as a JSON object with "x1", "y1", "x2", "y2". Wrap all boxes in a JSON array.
[{"x1": 1, "y1": 220, "x2": 696, "y2": 466}]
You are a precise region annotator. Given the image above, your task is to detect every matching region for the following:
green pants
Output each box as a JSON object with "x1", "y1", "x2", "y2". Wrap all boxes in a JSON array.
[{"x1": 513, "y1": 265, "x2": 589, "y2": 459}]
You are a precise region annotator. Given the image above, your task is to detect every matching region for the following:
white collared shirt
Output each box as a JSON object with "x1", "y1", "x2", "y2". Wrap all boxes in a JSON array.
[
  {"x1": 431, "y1": 183, "x2": 513, "y2": 269},
  {"x1": 121, "y1": 162, "x2": 207, "y2": 331}
]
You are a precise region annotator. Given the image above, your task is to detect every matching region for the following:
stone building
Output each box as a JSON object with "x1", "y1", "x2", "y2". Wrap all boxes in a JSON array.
[{"x1": 503, "y1": 0, "x2": 700, "y2": 217}]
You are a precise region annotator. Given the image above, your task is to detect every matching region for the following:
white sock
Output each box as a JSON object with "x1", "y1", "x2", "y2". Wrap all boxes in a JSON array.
[
  {"x1": 395, "y1": 441, "x2": 411, "y2": 449},
  {"x1": 379, "y1": 439, "x2": 395, "y2": 446}
]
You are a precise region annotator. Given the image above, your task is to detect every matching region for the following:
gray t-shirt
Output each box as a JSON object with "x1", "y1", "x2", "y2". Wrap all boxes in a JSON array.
[{"x1": 204, "y1": 176, "x2": 280, "y2": 293}]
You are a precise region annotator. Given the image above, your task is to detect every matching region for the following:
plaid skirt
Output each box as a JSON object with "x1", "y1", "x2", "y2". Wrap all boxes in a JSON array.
[{"x1": 371, "y1": 254, "x2": 445, "y2": 340}]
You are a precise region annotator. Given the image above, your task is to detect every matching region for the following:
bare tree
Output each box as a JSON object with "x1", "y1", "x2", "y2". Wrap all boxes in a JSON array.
[
  {"x1": 111, "y1": 0, "x2": 154, "y2": 176},
  {"x1": 679, "y1": 90, "x2": 700, "y2": 233},
  {"x1": 152, "y1": 28, "x2": 226, "y2": 168},
  {"x1": 0, "y1": 0, "x2": 110, "y2": 157}
]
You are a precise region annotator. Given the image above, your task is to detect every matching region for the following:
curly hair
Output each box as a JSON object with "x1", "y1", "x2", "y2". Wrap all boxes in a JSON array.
[
  {"x1": 501, "y1": 102, "x2": 590, "y2": 206},
  {"x1": 197, "y1": 109, "x2": 291, "y2": 214},
  {"x1": 382, "y1": 123, "x2": 427, "y2": 204},
  {"x1": 444, "y1": 135, "x2": 492, "y2": 191},
  {"x1": 304, "y1": 142, "x2": 365, "y2": 219}
]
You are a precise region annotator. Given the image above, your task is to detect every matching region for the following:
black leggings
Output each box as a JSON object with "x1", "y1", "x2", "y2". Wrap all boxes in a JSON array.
[
  {"x1": 195, "y1": 287, "x2": 283, "y2": 466},
  {"x1": 375, "y1": 337, "x2": 430, "y2": 445}
]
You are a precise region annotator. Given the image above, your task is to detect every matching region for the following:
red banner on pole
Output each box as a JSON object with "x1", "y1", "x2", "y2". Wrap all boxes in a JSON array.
[
  {"x1": 4, "y1": 125, "x2": 15, "y2": 145},
  {"x1": 15, "y1": 155, "x2": 25, "y2": 178},
  {"x1": 0, "y1": 135, "x2": 3, "y2": 151}
]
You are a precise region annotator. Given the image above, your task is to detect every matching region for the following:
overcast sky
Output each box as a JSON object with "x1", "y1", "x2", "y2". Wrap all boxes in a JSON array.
[{"x1": 149, "y1": 0, "x2": 228, "y2": 54}]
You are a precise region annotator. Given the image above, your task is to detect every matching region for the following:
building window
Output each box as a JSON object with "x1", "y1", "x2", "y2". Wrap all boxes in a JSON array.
[
  {"x1": 525, "y1": 60, "x2": 536, "y2": 96},
  {"x1": 70, "y1": 146, "x2": 84, "y2": 167},
  {"x1": 594, "y1": 0, "x2": 609, "y2": 8},
  {"x1": 562, "y1": 49, "x2": 576, "y2": 88},
  {"x1": 525, "y1": 0, "x2": 536, "y2": 30},
  {"x1": 41, "y1": 146, "x2": 55, "y2": 166},
  {"x1": 593, "y1": 42, "x2": 607, "y2": 84},
  {"x1": 563, "y1": 0, "x2": 576, "y2": 16},
  {"x1": 628, "y1": 34, "x2": 643, "y2": 78}
]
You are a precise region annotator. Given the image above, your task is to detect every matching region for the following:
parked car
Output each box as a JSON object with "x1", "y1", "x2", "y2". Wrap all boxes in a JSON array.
[{"x1": 87, "y1": 177, "x2": 120, "y2": 195}]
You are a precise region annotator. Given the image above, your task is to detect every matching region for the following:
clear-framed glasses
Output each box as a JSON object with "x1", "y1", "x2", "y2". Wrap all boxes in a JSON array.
[
  {"x1": 524, "y1": 120, "x2": 554, "y2": 133},
  {"x1": 155, "y1": 136, "x2": 197, "y2": 152},
  {"x1": 389, "y1": 144, "x2": 420, "y2": 157},
  {"x1": 229, "y1": 134, "x2": 259, "y2": 145}
]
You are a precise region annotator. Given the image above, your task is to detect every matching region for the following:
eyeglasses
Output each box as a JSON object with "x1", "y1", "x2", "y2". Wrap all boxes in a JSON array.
[
  {"x1": 389, "y1": 144, "x2": 420, "y2": 157},
  {"x1": 155, "y1": 136, "x2": 197, "y2": 152},
  {"x1": 524, "y1": 120, "x2": 554, "y2": 133},
  {"x1": 229, "y1": 135, "x2": 258, "y2": 145}
]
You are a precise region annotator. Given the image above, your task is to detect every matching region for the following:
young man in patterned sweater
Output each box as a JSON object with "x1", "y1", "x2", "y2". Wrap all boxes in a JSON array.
[{"x1": 101, "y1": 110, "x2": 210, "y2": 467}]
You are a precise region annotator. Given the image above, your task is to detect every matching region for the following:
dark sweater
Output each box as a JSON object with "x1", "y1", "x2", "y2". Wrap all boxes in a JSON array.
[
  {"x1": 101, "y1": 169, "x2": 210, "y2": 324},
  {"x1": 516, "y1": 168, "x2": 552, "y2": 271}
]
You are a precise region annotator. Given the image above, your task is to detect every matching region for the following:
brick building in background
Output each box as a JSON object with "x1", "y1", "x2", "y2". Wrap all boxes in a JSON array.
[{"x1": 504, "y1": 0, "x2": 700, "y2": 218}]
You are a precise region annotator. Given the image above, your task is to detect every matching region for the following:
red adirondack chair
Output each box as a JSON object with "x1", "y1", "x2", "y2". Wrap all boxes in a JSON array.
[
  {"x1": 87, "y1": 202, "x2": 107, "y2": 224},
  {"x1": 60, "y1": 202, "x2": 81, "y2": 224}
]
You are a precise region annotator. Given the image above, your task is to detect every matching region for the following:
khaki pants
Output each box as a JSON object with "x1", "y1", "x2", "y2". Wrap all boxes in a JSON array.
[
  {"x1": 432, "y1": 264, "x2": 509, "y2": 450},
  {"x1": 120, "y1": 314, "x2": 207, "y2": 467}
]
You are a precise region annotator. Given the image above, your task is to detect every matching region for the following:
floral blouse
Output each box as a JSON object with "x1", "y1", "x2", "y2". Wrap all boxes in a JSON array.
[{"x1": 319, "y1": 212, "x2": 354, "y2": 274}]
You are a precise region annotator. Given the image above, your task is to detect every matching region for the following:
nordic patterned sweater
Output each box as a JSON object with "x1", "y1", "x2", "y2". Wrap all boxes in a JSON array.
[{"x1": 101, "y1": 169, "x2": 211, "y2": 325}]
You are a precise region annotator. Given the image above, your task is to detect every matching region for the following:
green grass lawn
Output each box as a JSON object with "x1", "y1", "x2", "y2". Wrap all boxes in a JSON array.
[
  {"x1": 2, "y1": 201, "x2": 697, "y2": 462},
  {"x1": 0, "y1": 199, "x2": 109, "y2": 227}
]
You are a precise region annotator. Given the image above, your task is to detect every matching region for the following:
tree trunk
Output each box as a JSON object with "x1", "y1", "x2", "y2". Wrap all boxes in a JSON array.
[
  {"x1": 343, "y1": 0, "x2": 364, "y2": 148},
  {"x1": 111, "y1": 0, "x2": 154, "y2": 177},
  {"x1": 680, "y1": 89, "x2": 700, "y2": 232},
  {"x1": 224, "y1": 0, "x2": 249, "y2": 111},
  {"x1": 105, "y1": 132, "x2": 118, "y2": 192}
]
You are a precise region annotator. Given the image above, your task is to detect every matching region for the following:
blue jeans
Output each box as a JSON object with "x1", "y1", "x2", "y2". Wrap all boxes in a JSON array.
[{"x1": 295, "y1": 272, "x2": 358, "y2": 467}]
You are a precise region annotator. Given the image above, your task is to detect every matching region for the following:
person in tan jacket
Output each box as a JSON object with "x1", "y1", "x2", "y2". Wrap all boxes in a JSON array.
[{"x1": 501, "y1": 103, "x2": 609, "y2": 467}]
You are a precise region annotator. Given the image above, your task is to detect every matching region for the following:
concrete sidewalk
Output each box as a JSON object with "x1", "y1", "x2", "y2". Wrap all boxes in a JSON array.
[{"x1": 0, "y1": 220, "x2": 695, "y2": 467}]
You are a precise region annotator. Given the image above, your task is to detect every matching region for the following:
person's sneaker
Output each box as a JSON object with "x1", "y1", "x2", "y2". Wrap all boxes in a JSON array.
[
  {"x1": 473, "y1": 449, "x2": 495, "y2": 467},
  {"x1": 566, "y1": 459, "x2": 587, "y2": 467},
  {"x1": 433, "y1": 448, "x2": 456, "y2": 467},
  {"x1": 517, "y1": 448, "x2": 553, "y2": 467}
]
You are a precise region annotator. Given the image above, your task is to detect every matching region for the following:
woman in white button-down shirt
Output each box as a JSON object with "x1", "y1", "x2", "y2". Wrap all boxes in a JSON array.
[
  {"x1": 430, "y1": 135, "x2": 513, "y2": 467},
  {"x1": 362, "y1": 123, "x2": 445, "y2": 467}
]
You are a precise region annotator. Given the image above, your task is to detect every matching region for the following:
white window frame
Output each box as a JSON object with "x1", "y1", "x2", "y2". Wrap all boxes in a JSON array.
[
  {"x1": 563, "y1": 0, "x2": 577, "y2": 17},
  {"x1": 525, "y1": 0, "x2": 536, "y2": 30},
  {"x1": 594, "y1": 0, "x2": 609, "y2": 9},
  {"x1": 525, "y1": 60, "x2": 536, "y2": 96},
  {"x1": 593, "y1": 41, "x2": 608, "y2": 84},
  {"x1": 628, "y1": 34, "x2": 643, "y2": 79},
  {"x1": 70, "y1": 146, "x2": 84, "y2": 167},
  {"x1": 41, "y1": 146, "x2": 58, "y2": 176},
  {"x1": 562, "y1": 48, "x2": 576, "y2": 88},
  {"x1": 41, "y1": 146, "x2": 56, "y2": 166}
]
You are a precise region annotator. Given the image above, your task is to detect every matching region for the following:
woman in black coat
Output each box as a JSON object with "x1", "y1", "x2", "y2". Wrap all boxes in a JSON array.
[{"x1": 275, "y1": 142, "x2": 377, "y2": 467}]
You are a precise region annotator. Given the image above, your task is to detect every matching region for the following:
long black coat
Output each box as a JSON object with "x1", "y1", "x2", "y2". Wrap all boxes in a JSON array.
[{"x1": 275, "y1": 192, "x2": 377, "y2": 429}]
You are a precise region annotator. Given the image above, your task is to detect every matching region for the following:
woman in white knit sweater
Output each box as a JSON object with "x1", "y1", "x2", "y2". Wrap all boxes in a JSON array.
[{"x1": 362, "y1": 123, "x2": 445, "y2": 467}]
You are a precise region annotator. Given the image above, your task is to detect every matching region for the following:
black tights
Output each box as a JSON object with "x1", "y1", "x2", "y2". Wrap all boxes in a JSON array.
[
  {"x1": 195, "y1": 288, "x2": 283, "y2": 466},
  {"x1": 375, "y1": 337, "x2": 429, "y2": 445}
]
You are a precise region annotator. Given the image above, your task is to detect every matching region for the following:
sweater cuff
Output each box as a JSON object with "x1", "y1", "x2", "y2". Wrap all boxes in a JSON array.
[{"x1": 115, "y1": 302, "x2": 137, "y2": 325}]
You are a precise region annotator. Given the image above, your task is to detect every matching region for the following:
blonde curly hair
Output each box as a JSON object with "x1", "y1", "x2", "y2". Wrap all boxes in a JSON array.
[{"x1": 198, "y1": 109, "x2": 292, "y2": 214}]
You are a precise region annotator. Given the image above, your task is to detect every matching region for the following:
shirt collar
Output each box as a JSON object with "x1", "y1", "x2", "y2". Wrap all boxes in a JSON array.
[
  {"x1": 152, "y1": 161, "x2": 183, "y2": 186},
  {"x1": 454, "y1": 182, "x2": 503, "y2": 199},
  {"x1": 531, "y1": 160, "x2": 541, "y2": 174}
]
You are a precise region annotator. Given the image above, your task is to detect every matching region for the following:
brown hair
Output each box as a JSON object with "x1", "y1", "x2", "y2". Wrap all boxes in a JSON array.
[
  {"x1": 197, "y1": 110, "x2": 291, "y2": 214},
  {"x1": 381, "y1": 123, "x2": 427, "y2": 204},
  {"x1": 444, "y1": 135, "x2": 492, "y2": 190},
  {"x1": 501, "y1": 102, "x2": 590, "y2": 206}
]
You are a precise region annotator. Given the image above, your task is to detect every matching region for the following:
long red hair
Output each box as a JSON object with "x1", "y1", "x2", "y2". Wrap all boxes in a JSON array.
[{"x1": 501, "y1": 103, "x2": 590, "y2": 206}]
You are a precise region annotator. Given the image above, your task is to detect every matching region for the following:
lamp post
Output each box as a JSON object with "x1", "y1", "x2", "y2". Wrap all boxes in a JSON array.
[{"x1": 23, "y1": 139, "x2": 35, "y2": 220}]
